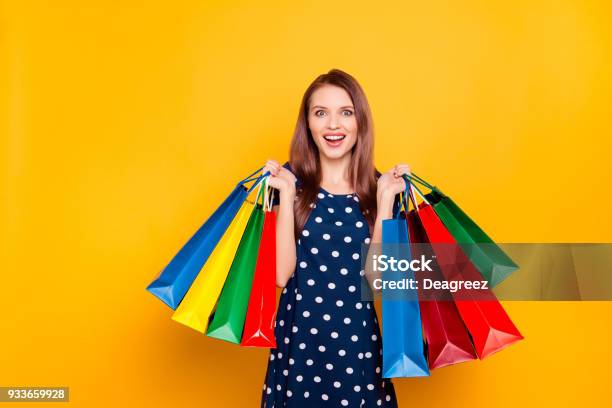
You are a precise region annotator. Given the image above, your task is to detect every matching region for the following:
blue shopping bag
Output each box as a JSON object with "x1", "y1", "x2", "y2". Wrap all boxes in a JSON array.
[
  {"x1": 147, "y1": 167, "x2": 267, "y2": 309},
  {"x1": 381, "y1": 188, "x2": 430, "y2": 378}
]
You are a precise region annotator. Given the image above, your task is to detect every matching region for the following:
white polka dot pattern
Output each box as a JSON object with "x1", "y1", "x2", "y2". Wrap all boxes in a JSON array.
[{"x1": 262, "y1": 178, "x2": 398, "y2": 407}]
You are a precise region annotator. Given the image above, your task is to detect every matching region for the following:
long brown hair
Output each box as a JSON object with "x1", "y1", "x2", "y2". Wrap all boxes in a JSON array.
[{"x1": 289, "y1": 68, "x2": 379, "y2": 236}]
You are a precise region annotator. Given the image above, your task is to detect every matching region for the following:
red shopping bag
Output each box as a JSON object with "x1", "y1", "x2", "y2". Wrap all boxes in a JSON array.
[
  {"x1": 241, "y1": 210, "x2": 277, "y2": 347},
  {"x1": 407, "y1": 210, "x2": 477, "y2": 369},
  {"x1": 416, "y1": 203, "x2": 523, "y2": 359}
]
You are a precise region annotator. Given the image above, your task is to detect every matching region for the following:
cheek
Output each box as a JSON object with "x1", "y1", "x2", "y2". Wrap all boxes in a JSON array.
[
  {"x1": 345, "y1": 118, "x2": 358, "y2": 144},
  {"x1": 309, "y1": 118, "x2": 325, "y2": 136},
  {"x1": 308, "y1": 123, "x2": 323, "y2": 147},
  {"x1": 346, "y1": 134, "x2": 358, "y2": 150},
  {"x1": 345, "y1": 116, "x2": 358, "y2": 133}
]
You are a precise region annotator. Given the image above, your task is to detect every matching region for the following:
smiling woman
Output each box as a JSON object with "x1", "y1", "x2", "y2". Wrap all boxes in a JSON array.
[
  {"x1": 310, "y1": 91, "x2": 357, "y2": 169},
  {"x1": 310, "y1": 97, "x2": 357, "y2": 151},
  {"x1": 258, "y1": 69, "x2": 410, "y2": 408},
  {"x1": 286, "y1": 70, "x2": 380, "y2": 236}
]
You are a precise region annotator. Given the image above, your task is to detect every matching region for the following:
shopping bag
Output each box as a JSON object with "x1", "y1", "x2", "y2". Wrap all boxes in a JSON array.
[
  {"x1": 381, "y1": 190, "x2": 429, "y2": 378},
  {"x1": 147, "y1": 167, "x2": 265, "y2": 309},
  {"x1": 406, "y1": 200, "x2": 477, "y2": 369},
  {"x1": 410, "y1": 181, "x2": 523, "y2": 359},
  {"x1": 410, "y1": 173, "x2": 518, "y2": 288},
  {"x1": 241, "y1": 185, "x2": 278, "y2": 347},
  {"x1": 171, "y1": 196, "x2": 256, "y2": 333},
  {"x1": 206, "y1": 184, "x2": 266, "y2": 343}
]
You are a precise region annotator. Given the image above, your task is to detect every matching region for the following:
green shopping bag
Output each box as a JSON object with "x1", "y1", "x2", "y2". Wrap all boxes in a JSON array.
[
  {"x1": 407, "y1": 173, "x2": 518, "y2": 288},
  {"x1": 205, "y1": 178, "x2": 268, "y2": 343}
]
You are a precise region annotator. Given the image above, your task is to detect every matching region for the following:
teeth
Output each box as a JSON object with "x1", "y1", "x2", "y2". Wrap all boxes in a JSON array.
[{"x1": 324, "y1": 135, "x2": 345, "y2": 141}]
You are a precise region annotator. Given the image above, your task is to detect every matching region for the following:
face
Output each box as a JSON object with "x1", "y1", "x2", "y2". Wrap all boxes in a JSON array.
[{"x1": 308, "y1": 84, "x2": 358, "y2": 160}]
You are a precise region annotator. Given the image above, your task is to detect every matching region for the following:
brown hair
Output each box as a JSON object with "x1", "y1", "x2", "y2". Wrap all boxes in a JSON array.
[{"x1": 289, "y1": 68, "x2": 379, "y2": 236}]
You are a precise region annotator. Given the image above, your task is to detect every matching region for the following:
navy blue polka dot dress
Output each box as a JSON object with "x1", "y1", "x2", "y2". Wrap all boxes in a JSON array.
[{"x1": 261, "y1": 163, "x2": 399, "y2": 408}]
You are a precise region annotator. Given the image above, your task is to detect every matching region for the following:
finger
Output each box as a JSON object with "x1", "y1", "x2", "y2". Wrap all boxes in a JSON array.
[
  {"x1": 267, "y1": 160, "x2": 280, "y2": 171},
  {"x1": 396, "y1": 165, "x2": 411, "y2": 176},
  {"x1": 394, "y1": 165, "x2": 410, "y2": 176},
  {"x1": 279, "y1": 168, "x2": 296, "y2": 183},
  {"x1": 265, "y1": 160, "x2": 279, "y2": 170},
  {"x1": 266, "y1": 163, "x2": 280, "y2": 176},
  {"x1": 282, "y1": 173, "x2": 296, "y2": 184},
  {"x1": 280, "y1": 167, "x2": 295, "y2": 179},
  {"x1": 263, "y1": 165, "x2": 278, "y2": 177}
]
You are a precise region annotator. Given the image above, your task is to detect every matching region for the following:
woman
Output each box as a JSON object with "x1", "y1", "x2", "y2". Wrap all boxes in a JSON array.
[{"x1": 260, "y1": 68, "x2": 411, "y2": 407}]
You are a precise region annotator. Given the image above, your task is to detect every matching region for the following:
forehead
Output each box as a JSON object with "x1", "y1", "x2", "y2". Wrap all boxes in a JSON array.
[{"x1": 309, "y1": 85, "x2": 353, "y2": 108}]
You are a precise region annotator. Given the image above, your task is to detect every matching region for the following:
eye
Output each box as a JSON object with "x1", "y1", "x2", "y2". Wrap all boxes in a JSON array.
[
  {"x1": 315, "y1": 110, "x2": 327, "y2": 117},
  {"x1": 342, "y1": 110, "x2": 354, "y2": 116}
]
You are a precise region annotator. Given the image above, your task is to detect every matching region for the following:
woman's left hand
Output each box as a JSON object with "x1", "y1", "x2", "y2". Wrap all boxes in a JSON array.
[{"x1": 377, "y1": 163, "x2": 412, "y2": 202}]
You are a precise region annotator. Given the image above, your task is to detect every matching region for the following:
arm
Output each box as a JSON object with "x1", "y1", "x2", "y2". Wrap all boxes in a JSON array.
[
  {"x1": 364, "y1": 192, "x2": 395, "y2": 293},
  {"x1": 272, "y1": 186, "x2": 297, "y2": 288},
  {"x1": 262, "y1": 159, "x2": 298, "y2": 288}
]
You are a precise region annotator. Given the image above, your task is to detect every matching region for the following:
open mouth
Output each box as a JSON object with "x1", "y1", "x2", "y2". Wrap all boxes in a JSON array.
[{"x1": 323, "y1": 134, "x2": 346, "y2": 147}]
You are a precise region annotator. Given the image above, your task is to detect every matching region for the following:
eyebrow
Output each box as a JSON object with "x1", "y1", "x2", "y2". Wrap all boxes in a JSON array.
[{"x1": 310, "y1": 105, "x2": 355, "y2": 111}]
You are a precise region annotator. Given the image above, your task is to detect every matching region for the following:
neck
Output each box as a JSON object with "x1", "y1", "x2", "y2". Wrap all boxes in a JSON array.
[{"x1": 319, "y1": 153, "x2": 353, "y2": 192}]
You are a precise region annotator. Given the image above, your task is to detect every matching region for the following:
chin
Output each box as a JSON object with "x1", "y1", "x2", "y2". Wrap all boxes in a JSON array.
[{"x1": 320, "y1": 147, "x2": 351, "y2": 160}]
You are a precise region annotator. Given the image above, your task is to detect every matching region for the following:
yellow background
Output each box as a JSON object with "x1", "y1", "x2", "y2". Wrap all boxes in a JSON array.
[{"x1": 1, "y1": 0, "x2": 611, "y2": 406}]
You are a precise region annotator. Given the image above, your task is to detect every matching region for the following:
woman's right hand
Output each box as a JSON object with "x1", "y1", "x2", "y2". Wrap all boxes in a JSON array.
[{"x1": 262, "y1": 159, "x2": 297, "y2": 193}]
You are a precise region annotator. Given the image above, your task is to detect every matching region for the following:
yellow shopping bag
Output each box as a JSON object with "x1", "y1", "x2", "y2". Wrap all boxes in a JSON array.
[{"x1": 171, "y1": 198, "x2": 255, "y2": 333}]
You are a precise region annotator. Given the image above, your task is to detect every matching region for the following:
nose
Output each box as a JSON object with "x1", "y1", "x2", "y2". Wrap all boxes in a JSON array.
[{"x1": 328, "y1": 114, "x2": 340, "y2": 129}]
